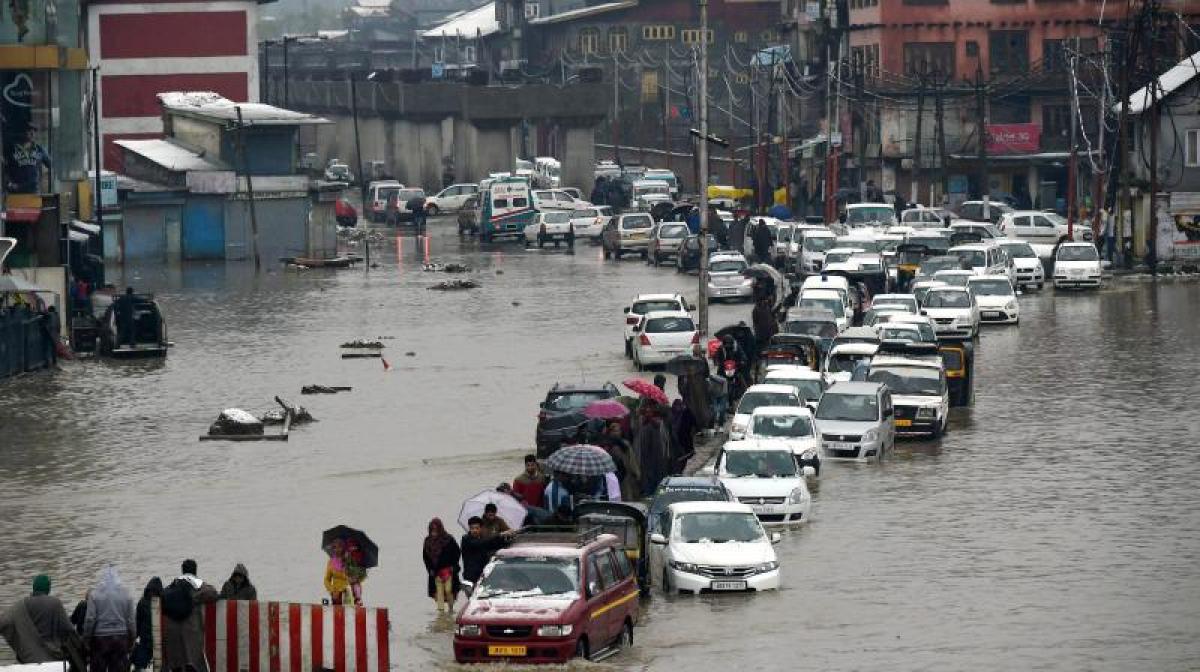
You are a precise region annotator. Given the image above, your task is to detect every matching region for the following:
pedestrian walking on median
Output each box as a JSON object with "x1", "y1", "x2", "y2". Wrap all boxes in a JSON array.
[
  {"x1": 423, "y1": 518, "x2": 461, "y2": 613},
  {"x1": 752, "y1": 219, "x2": 772, "y2": 264},
  {"x1": 218, "y1": 564, "x2": 256, "y2": 601},
  {"x1": 131, "y1": 578, "x2": 162, "y2": 672},
  {"x1": 161, "y1": 560, "x2": 218, "y2": 672},
  {"x1": 84, "y1": 566, "x2": 136, "y2": 672},
  {"x1": 0, "y1": 574, "x2": 83, "y2": 668}
]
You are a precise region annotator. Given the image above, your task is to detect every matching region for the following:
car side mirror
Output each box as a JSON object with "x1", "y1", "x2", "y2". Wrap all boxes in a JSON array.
[
  {"x1": 770, "y1": 533, "x2": 782, "y2": 545},
  {"x1": 650, "y1": 533, "x2": 668, "y2": 545},
  {"x1": 623, "y1": 307, "x2": 630, "y2": 314},
  {"x1": 587, "y1": 581, "x2": 600, "y2": 597}
]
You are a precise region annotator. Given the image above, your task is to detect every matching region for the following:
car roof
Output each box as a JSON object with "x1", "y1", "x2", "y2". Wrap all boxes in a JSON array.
[
  {"x1": 549, "y1": 382, "x2": 613, "y2": 393},
  {"x1": 495, "y1": 533, "x2": 621, "y2": 559},
  {"x1": 802, "y1": 275, "x2": 850, "y2": 286},
  {"x1": 633, "y1": 293, "x2": 684, "y2": 302},
  {"x1": 827, "y1": 246, "x2": 867, "y2": 254},
  {"x1": 750, "y1": 405, "x2": 815, "y2": 418},
  {"x1": 825, "y1": 380, "x2": 885, "y2": 395},
  {"x1": 927, "y1": 285, "x2": 970, "y2": 293},
  {"x1": 806, "y1": 230, "x2": 837, "y2": 237},
  {"x1": 968, "y1": 274, "x2": 1012, "y2": 282},
  {"x1": 934, "y1": 269, "x2": 974, "y2": 276},
  {"x1": 744, "y1": 384, "x2": 801, "y2": 395},
  {"x1": 887, "y1": 314, "x2": 934, "y2": 325},
  {"x1": 847, "y1": 202, "x2": 891, "y2": 208},
  {"x1": 948, "y1": 243, "x2": 995, "y2": 252},
  {"x1": 800, "y1": 289, "x2": 843, "y2": 299},
  {"x1": 721, "y1": 439, "x2": 795, "y2": 453},
  {"x1": 830, "y1": 342, "x2": 879, "y2": 355},
  {"x1": 870, "y1": 354, "x2": 942, "y2": 369},
  {"x1": 658, "y1": 476, "x2": 724, "y2": 489},
  {"x1": 874, "y1": 294, "x2": 916, "y2": 301},
  {"x1": 668, "y1": 501, "x2": 755, "y2": 515},
  {"x1": 765, "y1": 365, "x2": 823, "y2": 379},
  {"x1": 1059, "y1": 241, "x2": 1094, "y2": 248}
]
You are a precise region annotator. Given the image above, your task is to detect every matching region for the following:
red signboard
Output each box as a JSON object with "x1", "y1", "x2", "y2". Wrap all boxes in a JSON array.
[{"x1": 986, "y1": 124, "x2": 1040, "y2": 154}]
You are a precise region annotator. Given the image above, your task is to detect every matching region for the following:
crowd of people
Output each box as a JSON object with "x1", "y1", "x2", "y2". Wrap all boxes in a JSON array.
[{"x1": 0, "y1": 561, "x2": 257, "y2": 672}]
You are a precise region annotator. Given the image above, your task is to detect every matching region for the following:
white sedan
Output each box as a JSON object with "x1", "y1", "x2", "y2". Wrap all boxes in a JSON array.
[
  {"x1": 569, "y1": 205, "x2": 612, "y2": 240},
  {"x1": 522, "y1": 211, "x2": 575, "y2": 247},
  {"x1": 632, "y1": 310, "x2": 698, "y2": 370},
  {"x1": 743, "y1": 406, "x2": 822, "y2": 477},
  {"x1": 649, "y1": 501, "x2": 781, "y2": 594},
  {"x1": 967, "y1": 275, "x2": 1020, "y2": 324}
]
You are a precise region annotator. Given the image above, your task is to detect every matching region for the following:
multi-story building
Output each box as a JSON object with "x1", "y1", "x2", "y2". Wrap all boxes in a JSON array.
[{"x1": 86, "y1": 0, "x2": 274, "y2": 171}]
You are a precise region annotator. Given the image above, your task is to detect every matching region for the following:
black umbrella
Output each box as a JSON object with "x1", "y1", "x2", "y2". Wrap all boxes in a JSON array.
[
  {"x1": 321, "y1": 525, "x2": 379, "y2": 569},
  {"x1": 666, "y1": 355, "x2": 708, "y2": 377}
]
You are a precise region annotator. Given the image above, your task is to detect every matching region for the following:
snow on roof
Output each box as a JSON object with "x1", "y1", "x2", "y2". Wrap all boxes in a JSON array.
[
  {"x1": 528, "y1": 0, "x2": 637, "y2": 25},
  {"x1": 1123, "y1": 50, "x2": 1200, "y2": 115},
  {"x1": 157, "y1": 92, "x2": 329, "y2": 126},
  {"x1": 115, "y1": 139, "x2": 229, "y2": 172},
  {"x1": 421, "y1": 2, "x2": 499, "y2": 38}
]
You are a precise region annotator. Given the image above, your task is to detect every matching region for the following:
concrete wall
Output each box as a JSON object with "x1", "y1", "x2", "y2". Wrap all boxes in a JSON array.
[{"x1": 560, "y1": 126, "x2": 596, "y2": 195}]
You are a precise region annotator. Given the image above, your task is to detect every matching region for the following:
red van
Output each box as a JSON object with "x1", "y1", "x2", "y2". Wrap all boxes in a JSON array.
[{"x1": 453, "y1": 531, "x2": 640, "y2": 664}]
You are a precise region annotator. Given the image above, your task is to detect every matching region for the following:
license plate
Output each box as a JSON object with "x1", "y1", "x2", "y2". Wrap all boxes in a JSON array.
[
  {"x1": 711, "y1": 580, "x2": 747, "y2": 591},
  {"x1": 751, "y1": 505, "x2": 773, "y2": 515},
  {"x1": 894, "y1": 419, "x2": 912, "y2": 427},
  {"x1": 982, "y1": 311, "x2": 1001, "y2": 318},
  {"x1": 828, "y1": 442, "x2": 855, "y2": 450},
  {"x1": 488, "y1": 645, "x2": 527, "y2": 657}
]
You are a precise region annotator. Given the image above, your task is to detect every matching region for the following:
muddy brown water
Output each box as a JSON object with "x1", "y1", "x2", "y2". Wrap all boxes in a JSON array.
[{"x1": 3, "y1": 223, "x2": 1199, "y2": 670}]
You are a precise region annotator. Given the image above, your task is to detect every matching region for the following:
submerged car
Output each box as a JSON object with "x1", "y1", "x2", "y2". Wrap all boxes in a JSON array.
[
  {"x1": 866, "y1": 343, "x2": 949, "y2": 437},
  {"x1": 997, "y1": 239, "x2": 1045, "y2": 289},
  {"x1": 921, "y1": 287, "x2": 980, "y2": 339},
  {"x1": 729, "y1": 384, "x2": 803, "y2": 440},
  {"x1": 649, "y1": 501, "x2": 782, "y2": 594},
  {"x1": 536, "y1": 382, "x2": 621, "y2": 458},
  {"x1": 815, "y1": 381, "x2": 895, "y2": 461},
  {"x1": 1053, "y1": 242, "x2": 1103, "y2": 289},
  {"x1": 715, "y1": 441, "x2": 813, "y2": 525},
  {"x1": 967, "y1": 275, "x2": 1020, "y2": 324}
]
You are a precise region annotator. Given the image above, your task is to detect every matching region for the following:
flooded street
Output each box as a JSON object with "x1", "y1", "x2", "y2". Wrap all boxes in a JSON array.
[{"x1": 3, "y1": 220, "x2": 1200, "y2": 671}]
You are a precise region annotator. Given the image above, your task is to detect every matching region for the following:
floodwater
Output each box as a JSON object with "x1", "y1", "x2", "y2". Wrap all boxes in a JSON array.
[{"x1": 3, "y1": 221, "x2": 1200, "y2": 671}]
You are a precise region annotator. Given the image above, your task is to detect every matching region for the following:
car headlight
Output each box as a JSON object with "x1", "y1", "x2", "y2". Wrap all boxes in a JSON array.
[
  {"x1": 536, "y1": 624, "x2": 573, "y2": 637},
  {"x1": 456, "y1": 624, "x2": 481, "y2": 637},
  {"x1": 669, "y1": 561, "x2": 700, "y2": 573},
  {"x1": 916, "y1": 407, "x2": 936, "y2": 419},
  {"x1": 753, "y1": 561, "x2": 779, "y2": 574},
  {"x1": 789, "y1": 487, "x2": 808, "y2": 504},
  {"x1": 862, "y1": 429, "x2": 879, "y2": 444},
  {"x1": 1005, "y1": 301, "x2": 1017, "y2": 311}
]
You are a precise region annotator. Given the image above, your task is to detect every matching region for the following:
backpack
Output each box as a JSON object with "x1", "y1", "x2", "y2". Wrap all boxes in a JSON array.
[{"x1": 161, "y1": 578, "x2": 195, "y2": 622}]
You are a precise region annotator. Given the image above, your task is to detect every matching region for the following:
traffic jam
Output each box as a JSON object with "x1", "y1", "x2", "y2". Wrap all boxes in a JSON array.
[{"x1": 448, "y1": 178, "x2": 1103, "y2": 665}]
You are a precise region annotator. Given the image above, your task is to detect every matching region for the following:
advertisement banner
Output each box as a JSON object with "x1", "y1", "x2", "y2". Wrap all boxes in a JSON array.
[{"x1": 986, "y1": 124, "x2": 1040, "y2": 155}]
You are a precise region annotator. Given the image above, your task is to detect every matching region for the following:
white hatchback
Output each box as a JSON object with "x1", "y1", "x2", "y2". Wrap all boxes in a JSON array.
[
  {"x1": 1053, "y1": 243, "x2": 1103, "y2": 289},
  {"x1": 921, "y1": 287, "x2": 980, "y2": 339},
  {"x1": 967, "y1": 275, "x2": 1020, "y2": 324},
  {"x1": 649, "y1": 501, "x2": 781, "y2": 594},
  {"x1": 743, "y1": 406, "x2": 822, "y2": 472},
  {"x1": 729, "y1": 384, "x2": 803, "y2": 440},
  {"x1": 716, "y1": 441, "x2": 813, "y2": 525},
  {"x1": 632, "y1": 311, "x2": 698, "y2": 370},
  {"x1": 623, "y1": 294, "x2": 689, "y2": 358}
]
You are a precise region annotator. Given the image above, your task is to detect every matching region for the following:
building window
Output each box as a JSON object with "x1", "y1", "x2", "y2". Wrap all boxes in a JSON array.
[
  {"x1": 734, "y1": 31, "x2": 748, "y2": 43},
  {"x1": 433, "y1": 45, "x2": 445, "y2": 63},
  {"x1": 579, "y1": 27, "x2": 601, "y2": 54},
  {"x1": 992, "y1": 95, "x2": 1030, "y2": 123},
  {"x1": 850, "y1": 0, "x2": 879, "y2": 7},
  {"x1": 1187, "y1": 129, "x2": 1200, "y2": 167},
  {"x1": 609, "y1": 27, "x2": 628, "y2": 53},
  {"x1": 903, "y1": 42, "x2": 955, "y2": 77},
  {"x1": 850, "y1": 44, "x2": 880, "y2": 79},
  {"x1": 1042, "y1": 104, "x2": 1071, "y2": 141},
  {"x1": 524, "y1": 1, "x2": 540, "y2": 18},
  {"x1": 1043, "y1": 38, "x2": 1099, "y2": 70},
  {"x1": 990, "y1": 30, "x2": 1029, "y2": 73},
  {"x1": 642, "y1": 25, "x2": 675, "y2": 41},
  {"x1": 682, "y1": 29, "x2": 715, "y2": 44},
  {"x1": 463, "y1": 45, "x2": 477, "y2": 63}
]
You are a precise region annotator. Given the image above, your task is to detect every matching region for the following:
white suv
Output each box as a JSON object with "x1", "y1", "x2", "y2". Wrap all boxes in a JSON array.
[
  {"x1": 997, "y1": 239, "x2": 1045, "y2": 289},
  {"x1": 622, "y1": 293, "x2": 690, "y2": 358},
  {"x1": 649, "y1": 501, "x2": 781, "y2": 594}
]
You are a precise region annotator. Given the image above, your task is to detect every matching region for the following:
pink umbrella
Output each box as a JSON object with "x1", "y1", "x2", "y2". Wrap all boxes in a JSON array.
[
  {"x1": 583, "y1": 399, "x2": 630, "y2": 420},
  {"x1": 622, "y1": 378, "x2": 669, "y2": 406}
]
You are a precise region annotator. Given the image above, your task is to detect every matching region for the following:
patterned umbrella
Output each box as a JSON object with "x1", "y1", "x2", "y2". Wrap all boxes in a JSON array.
[
  {"x1": 545, "y1": 444, "x2": 616, "y2": 476},
  {"x1": 623, "y1": 378, "x2": 669, "y2": 406},
  {"x1": 583, "y1": 399, "x2": 630, "y2": 420}
]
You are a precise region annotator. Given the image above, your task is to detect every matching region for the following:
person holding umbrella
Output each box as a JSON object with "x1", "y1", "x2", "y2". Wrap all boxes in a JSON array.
[
  {"x1": 460, "y1": 518, "x2": 512, "y2": 590},
  {"x1": 321, "y1": 527, "x2": 379, "y2": 606},
  {"x1": 422, "y1": 518, "x2": 461, "y2": 614}
]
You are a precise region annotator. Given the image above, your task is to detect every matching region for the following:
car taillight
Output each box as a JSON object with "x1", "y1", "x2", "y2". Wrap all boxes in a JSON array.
[
  {"x1": 639, "y1": 334, "x2": 651, "y2": 346},
  {"x1": 691, "y1": 332, "x2": 700, "y2": 344},
  {"x1": 626, "y1": 316, "x2": 640, "y2": 325},
  {"x1": 538, "y1": 411, "x2": 548, "y2": 422}
]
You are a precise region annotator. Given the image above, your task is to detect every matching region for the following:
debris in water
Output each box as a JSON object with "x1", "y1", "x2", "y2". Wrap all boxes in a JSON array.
[
  {"x1": 208, "y1": 408, "x2": 264, "y2": 437},
  {"x1": 261, "y1": 404, "x2": 314, "y2": 425},
  {"x1": 341, "y1": 340, "x2": 385, "y2": 349},
  {"x1": 495, "y1": 269, "x2": 504, "y2": 275},
  {"x1": 423, "y1": 262, "x2": 472, "y2": 273},
  {"x1": 429, "y1": 279, "x2": 480, "y2": 291},
  {"x1": 302, "y1": 385, "x2": 352, "y2": 394}
]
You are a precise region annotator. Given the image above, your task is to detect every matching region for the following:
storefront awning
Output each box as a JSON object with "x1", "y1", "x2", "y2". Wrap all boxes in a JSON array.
[{"x1": 949, "y1": 150, "x2": 1099, "y2": 164}]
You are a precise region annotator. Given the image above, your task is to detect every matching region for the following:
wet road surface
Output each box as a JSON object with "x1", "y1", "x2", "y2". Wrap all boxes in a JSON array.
[{"x1": 3, "y1": 219, "x2": 1200, "y2": 670}]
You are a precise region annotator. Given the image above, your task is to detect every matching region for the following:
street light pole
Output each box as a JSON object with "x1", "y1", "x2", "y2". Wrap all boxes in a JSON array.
[{"x1": 697, "y1": 0, "x2": 710, "y2": 338}]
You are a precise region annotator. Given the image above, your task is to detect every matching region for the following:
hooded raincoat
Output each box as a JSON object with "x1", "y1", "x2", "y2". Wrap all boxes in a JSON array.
[
  {"x1": 0, "y1": 578, "x2": 83, "y2": 668},
  {"x1": 84, "y1": 567, "x2": 136, "y2": 639},
  {"x1": 219, "y1": 565, "x2": 257, "y2": 601}
]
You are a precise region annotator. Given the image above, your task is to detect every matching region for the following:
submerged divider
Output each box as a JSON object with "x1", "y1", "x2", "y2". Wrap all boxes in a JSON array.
[{"x1": 152, "y1": 598, "x2": 391, "y2": 672}]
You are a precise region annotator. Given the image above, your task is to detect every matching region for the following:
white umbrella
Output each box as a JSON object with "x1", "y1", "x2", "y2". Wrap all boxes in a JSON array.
[{"x1": 457, "y1": 489, "x2": 527, "y2": 531}]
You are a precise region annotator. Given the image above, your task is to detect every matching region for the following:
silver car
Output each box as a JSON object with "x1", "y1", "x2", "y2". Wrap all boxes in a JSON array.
[{"x1": 814, "y1": 381, "x2": 895, "y2": 462}]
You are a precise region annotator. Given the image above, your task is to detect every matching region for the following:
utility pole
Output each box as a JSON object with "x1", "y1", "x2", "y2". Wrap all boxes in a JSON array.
[
  {"x1": 234, "y1": 106, "x2": 262, "y2": 273},
  {"x1": 612, "y1": 53, "x2": 621, "y2": 165},
  {"x1": 698, "y1": 0, "x2": 711, "y2": 337},
  {"x1": 1115, "y1": 18, "x2": 1134, "y2": 267},
  {"x1": 1092, "y1": 41, "x2": 1108, "y2": 237},
  {"x1": 262, "y1": 43, "x2": 271, "y2": 104},
  {"x1": 935, "y1": 73, "x2": 948, "y2": 203},
  {"x1": 91, "y1": 67, "x2": 104, "y2": 235},
  {"x1": 1148, "y1": 58, "x2": 1160, "y2": 264},
  {"x1": 663, "y1": 43, "x2": 671, "y2": 175},
  {"x1": 283, "y1": 36, "x2": 291, "y2": 109},
  {"x1": 1067, "y1": 39, "x2": 1080, "y2": 239},
  {"x1": 725, "y1": 76, "x2": 736, "y2": 185},
  {"x1": 912, "y1": 67, "x2": 925, "y2": 207},
  {"x1": 974, "y1": 62, "x2": 990, "y2": 221},
  {"x1": 350, "y1": 74, "x2": 369, "y2": 271}
]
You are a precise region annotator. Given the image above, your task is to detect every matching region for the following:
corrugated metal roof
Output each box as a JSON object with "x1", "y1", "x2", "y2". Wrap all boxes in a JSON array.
[
  {"x1": 527, "y1": 1, "x2": 637, "y2": 25},
  {"x1": 421, "y1": 3, "x2": 499, "y2": 38},
  {"x1": 157, "y1": 92, "x2": 329, "y2": 126},
  {"x1": 1123, "y1": 50, "x2": 1200, "y2": 115},
  {"x1": 115, "y1": 139, "x2": 229, "y2": 173}
]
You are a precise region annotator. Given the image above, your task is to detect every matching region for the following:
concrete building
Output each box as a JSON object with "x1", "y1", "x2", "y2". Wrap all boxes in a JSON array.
[
  {"x1": 111, "y1": 92, "x2": 337, "y2": 263},
  {"x1": 86, "y1": 0, "x2": 275, "y2": 172}
]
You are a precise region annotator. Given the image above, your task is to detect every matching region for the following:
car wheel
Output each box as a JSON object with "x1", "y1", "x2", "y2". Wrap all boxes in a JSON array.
[
  {"x1": 624, "y1": 339, "x2": 632, "y2": 358},
  {"x1": 618, "y1": 622, "x2": 633, "y2": 651},
  {"x1": 932, "y1": 418, "x2": 944, "y2": 439},
  {"x1": 426, "y1": 205, "x2": 440, "y2": 216},
  {"x1": 575, "y1": 637, "x2": 591, "y2": 661}
]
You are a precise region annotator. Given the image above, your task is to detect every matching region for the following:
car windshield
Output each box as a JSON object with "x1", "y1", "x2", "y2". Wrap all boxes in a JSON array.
[
  {"x1": 785, "y1": 320, "x2": 838, "y2": 338},
  {"x1": 651, "y1": 488, "x2": 727, "y2": 518},
  {"x1": 623, "y1": 215, "x2": 653, "y2": 229},
  {"x1": 825, "y1": 251, "x2": 854, "y2": 264},
  {"x1": 872, "y1": 298, "x2": 914, "y2": 312},
  {"x1": 475, "y1": 557, "x2": 580, "y2": 599},
  {"x1": 828, "y1": 353, "x2": 870, "y2": 374},
  {"x1": 954, "y1": 250, "x2": 986, "y2": 267},
  {"x1": 1002, "y1": 242, "x2": 1037, "y2": 258},
  {"x1": 879, "y1": 324, "x2": 936, "y2": 343},
  {"x1": 378, "y1": 187, "x2": 400, "y2": 201},
  {"x1": 737, "y1": 392, "x2": 799, "y2": 415},
  {"x1": 920, "y1": 258, "x2": 962, "y2": 274},
  {"x1": 677, "y1": 512, "x2": 765, "y2": 543},
  {"x1": 969, "y1": 280, "x2": 1013, "y2": 296},
  {"x1": 543, "y1": 212, "x2": 571, "y2": 223},
  {"x1": 546, "y1": 391, "x2": 610, "y2": 411},
  {"x1": 799, "y1": 298, "x2": 844, "y2": 318},
  {"x1": 925, "y1": 290, "x2": 972, "y2": 308},
  {"x1": 645, "y1": 316, "x2": 695, "y2": 333},
  {"x1": 751, "y1": 413, "x2": 814, "y2": 438},
  {"x1": 632, "y1": 300, "x2": 682, "y2": 314},
  {"x1": 847, "y1": 207, "x2": 896, "y2": 225},
  {"x1": 768, "y1": 378, "x2": 823, "y2": 401},
  {"x1": 803, "y1": 236, "x2": 836, "y2": 252},
  {"x1": 1058, "y1": 245, "x2": 1098, "y2": 261},
  {"x1": 723, "y1": 450, "x2": 797, "y2": 477},
  {"x1": 908, "y1": 236, "x2": 949, "y2": 252},
  {"x1": 398, "y1": 189, "x2": 424, "y2": 200},
  {"x1": 658, "y1": 225, "x2": 688, "y2": 239},
  {"x1": 839, "y1": 239, "x2": 880, "y2": 252},
  {"x1": 935, "y1": 273, "x2": 971, "y2": 287},
  {"x1": 867, "y1": 366, "x2": 944, "y2": 396},
  {"x1": 572, "y1": 209, "x2": 598, "y2": 219},
  {"x1": 710, "y1": 259, "x2": 747, "y2": 273},
  {"x1": 816, "y1": 393, "x2": 880, "y2": 422}
]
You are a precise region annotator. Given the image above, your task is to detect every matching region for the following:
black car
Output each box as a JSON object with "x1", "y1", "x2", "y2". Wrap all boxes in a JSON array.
[
  {"x1": 675, "y1": 234, "x2": 719, "y2": 273},
  {"x1": 646, "y1": 476, "x2": 735, "y2": 536},
  {"x1": 535, "y1": 382, "x2": 620, "y2": 458}
]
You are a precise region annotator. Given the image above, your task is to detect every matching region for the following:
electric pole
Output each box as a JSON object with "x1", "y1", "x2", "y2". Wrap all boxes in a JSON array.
[
  {"x1": 1092, "y1": 40, "x2": 1108, "y2": 238},
  {"x1": 613, "y1": 53, "x2": 621, "y2": 165},
  {"x1": 663, "y1": 43, "x2": 671, "y2": 175},
  {"x1": 1067, "y1": 39, "x2": 1080, "y2": 239},
  {"x1": 912, "y1": 67, "x2": 925, "y2": 207},
  {"x1": 698, "y1": 0, "x2": 711, "y2": 336},
  {"x1": 935, "y1": 73, "x2": 948, "y2": 204},
  {"x1": 974, "y1": 62, "x2": 990, "y2": 220}
]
